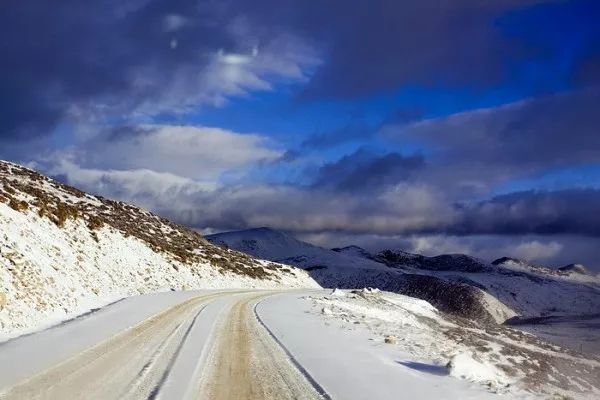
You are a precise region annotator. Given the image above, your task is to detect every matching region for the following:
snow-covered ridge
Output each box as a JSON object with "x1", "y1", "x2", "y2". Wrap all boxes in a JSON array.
[
  {"x1": 492, "y1": 256, "x2": 598, "y2": 282},
  {"x1": 373, "y1": 249, "x2": 488, "y2": 272},
  {"x1": 0, "y1": 161, "x2": 318, "y2": 339},
  {"x1": 207, "y1": 227, "x2": 386, "y2": 271}
]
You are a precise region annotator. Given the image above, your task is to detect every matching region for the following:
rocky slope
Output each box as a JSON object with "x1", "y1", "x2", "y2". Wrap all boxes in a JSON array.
[
  {"x1": 208, "y1": 227, "x2": 386, "y2": 271},
  {"x1": 0, "y1": 161, "x2": 318, "y2": 339}
]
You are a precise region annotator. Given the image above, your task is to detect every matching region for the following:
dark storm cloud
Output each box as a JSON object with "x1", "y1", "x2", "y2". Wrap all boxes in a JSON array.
[
  {"x1": 300, "y1": 107, "x2": 423, "y2": 150},
  {"x1": 453, "y1": 189, "x2": 600, "y2": 237},
  {"x1": 45, "y1": 85, "x2": 600, "y2": 240},
  {"x1": 312, "y1": 148, "x2": 425, "y2": 192},
  {"x1": 0, "y1": 0, "x2": 238, "y2": 140},
  {"x1": 385, "y1": 88, "x2": 600, "y2": 196},
  {"x1": 410, "y1": 89, "x2": 600, "y2": 167},
  {"x1": 236, "y1": 0, "x2": 563, "y2": 98},
  {"x1": 1, "y1": 0, "x2": 574, "y2": 143}
]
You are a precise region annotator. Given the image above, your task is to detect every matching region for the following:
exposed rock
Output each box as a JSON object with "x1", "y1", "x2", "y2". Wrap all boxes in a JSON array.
[
  {"x1": 491, "y1": 256, "x2": 521, "y2": 266},
  {"x1": 559, "y1": 263, "x2": 590, "y2": 275},
  {"x1": 0, "y1": 292, "x2": 6, "y2": 309},
  {"x1": 391, "y1": 274, "x2": 497, "y2": 325},
  {"x1": 375, "y1": 249, "x2": 422, "y2": 268},
  {"x1": 384, "y1": 335, "x2": 397, "y2": 344},
  {"x1": 331, "y1": 245, "x2": 375, "y2": 261},
  {"x1": 312, "y1": 268, "x2": 503, "y2": 324}
]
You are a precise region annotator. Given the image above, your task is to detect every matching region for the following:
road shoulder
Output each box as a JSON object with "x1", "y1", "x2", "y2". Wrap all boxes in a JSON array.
[{"x1": 256, "y1": 291, "x2": 502, "y2": 400}]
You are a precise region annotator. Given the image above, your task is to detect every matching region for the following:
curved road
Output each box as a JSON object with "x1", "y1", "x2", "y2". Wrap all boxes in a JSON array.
[{"x1": 0, "y1": 291, "x2": 323, "y2": 400}]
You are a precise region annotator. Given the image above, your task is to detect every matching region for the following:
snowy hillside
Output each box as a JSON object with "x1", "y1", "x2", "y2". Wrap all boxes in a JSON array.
[
  {"x1": 359, "y1": 248, "x2": 488, "y2": 272},
  {"x1": 492, "y1": 257, "x2": 598, "y2": 283},
  {"x1": 207, "y1": 228, "x2": 600, "y2": 320},
  {"x1": 207, "y1": 227, "x2": 386, "y2": 271},
  {"x1": 377, "y1": 249, "x2": 600, "y2": 318},
  {"x1": 0, "y1": 161, "x2": 318, "y2": 339}
]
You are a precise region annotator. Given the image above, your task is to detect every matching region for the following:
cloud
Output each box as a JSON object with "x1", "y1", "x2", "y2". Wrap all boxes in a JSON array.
[
  {"x1": 510, "y1": 240, "x2": 563, "y2": 261},
  {"x1": 391, "y1": 89, "x2": 600, "y2": 166},
  {"x1": 45, "y1": 161, "x2": 219, "y2": 224},
  {"x1": 312, "y1": 148, "x2": 425, "y2": 192},
  {"x1": 0, "y1": 0, "x2": 318, "y2": 142},
  {"x1": 382, "y1": 88, "x2": 600, "y2": 197},
  {"x1": 162, "y1": 14, "x2": 189, "y2": 32},
  {"x1": 241, "y1": 0, "x2": 565, "y2": 98},
  {"x1": 46, "y1": 155, "x2": 454, "y2": 236},
  {"x1": 3, "y1": 0, "x2": 588, "y2": 144},
  {"x1": 27, "y1": 85, "x2": 599, "y2": 250},
  {"x1": 453, "y1": 189, "x2": 600, "y2": 237},
  {"x1": 187, "y1": 183, "x2": 453, "y2": 236},
  {"x1": 39, "y1": 115, "x2": 600, "y2": 241},
  {"x1": 41, "y1": 143, "x2": 600, "y2": 272},
  {"x1": 76, "y1": 124, "x2": 281, "y2": 180}
]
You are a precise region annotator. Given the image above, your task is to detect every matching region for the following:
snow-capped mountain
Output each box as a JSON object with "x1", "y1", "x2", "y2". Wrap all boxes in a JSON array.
[
  {"x1": 208, "y1": 228, "x2": 600, "y2": 322},
  {"x1": 207, "y1": 227, "x2": 386, "y2": 271},
  {"x1": 559, "y1": 263, "x2": 591, "y2": 274},
  {"x1": 492, "y1": 256, "x2": 597, "y2": 280},
  {"x1": 375, "y1": 249, "x2": 487, "y2": 272},
  {"x1": 0, "y1": 161, "x2": 318, "y2": 339}
]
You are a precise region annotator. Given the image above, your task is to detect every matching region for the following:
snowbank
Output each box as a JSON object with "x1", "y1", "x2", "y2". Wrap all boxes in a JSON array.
[{"x1": 304, "y1": 289, "x2": 600, "y2": 399}]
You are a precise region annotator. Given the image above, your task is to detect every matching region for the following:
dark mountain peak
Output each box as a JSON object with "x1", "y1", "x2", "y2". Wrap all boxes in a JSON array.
[
  {"x1": 491, "y1": 256, "x2": 523, "y2": 266},
  {"x1": 425, "y1": 253, "x2": 487, "y2": 272},
  {"x1": 559, "y1": 263, "x2": 589, "y2": 275},
  {"x1": 376, "y1": 249, "x2": 486, "y2": 272},
  {"x1": 241, "y1": 226, "x2": 284, "y2": 235},
  {"x1": 331, "y1": 245, "x2": 375, "y2": 260},
  {"x1": 332, "y1": 244, "x2": 364, "y2": 252},
  {"x1": 207, "y1": 227, "x2": 292, "y2": 242}
]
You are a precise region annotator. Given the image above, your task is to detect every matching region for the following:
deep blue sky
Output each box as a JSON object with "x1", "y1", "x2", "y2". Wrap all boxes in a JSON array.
[{"x1": 1, "y1": 0, "x2": 599, "y2": 268}]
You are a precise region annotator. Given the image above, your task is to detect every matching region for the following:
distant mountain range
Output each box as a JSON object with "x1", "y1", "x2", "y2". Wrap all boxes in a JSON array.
[{"x1": 208, "y1": 227, "x2": 600, "y2": 324}]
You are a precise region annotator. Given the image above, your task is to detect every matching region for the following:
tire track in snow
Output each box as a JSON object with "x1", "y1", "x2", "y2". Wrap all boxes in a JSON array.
[
  {"x1": 146, "y1": 306, "x2": 207, "y2": 399},
  {"x1": 253, "y1": 298, "x2": 332, "y2": 400},
  {"x1": 0, "y1": 292, "x2": 234, "y2": 400},
  {"x1": 198, "y1": 292, "x2": 325, "y2": 400}
]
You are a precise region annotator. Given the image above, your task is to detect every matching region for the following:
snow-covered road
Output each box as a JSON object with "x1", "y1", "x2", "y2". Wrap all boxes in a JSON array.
[{"x1": 0, "y1": 290, "x2": 506, "y2": 399}]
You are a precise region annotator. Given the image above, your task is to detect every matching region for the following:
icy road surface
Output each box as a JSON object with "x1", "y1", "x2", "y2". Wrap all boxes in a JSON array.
[{"x1": 0, "y1": 290, "x2": 502, "y2": 399}]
